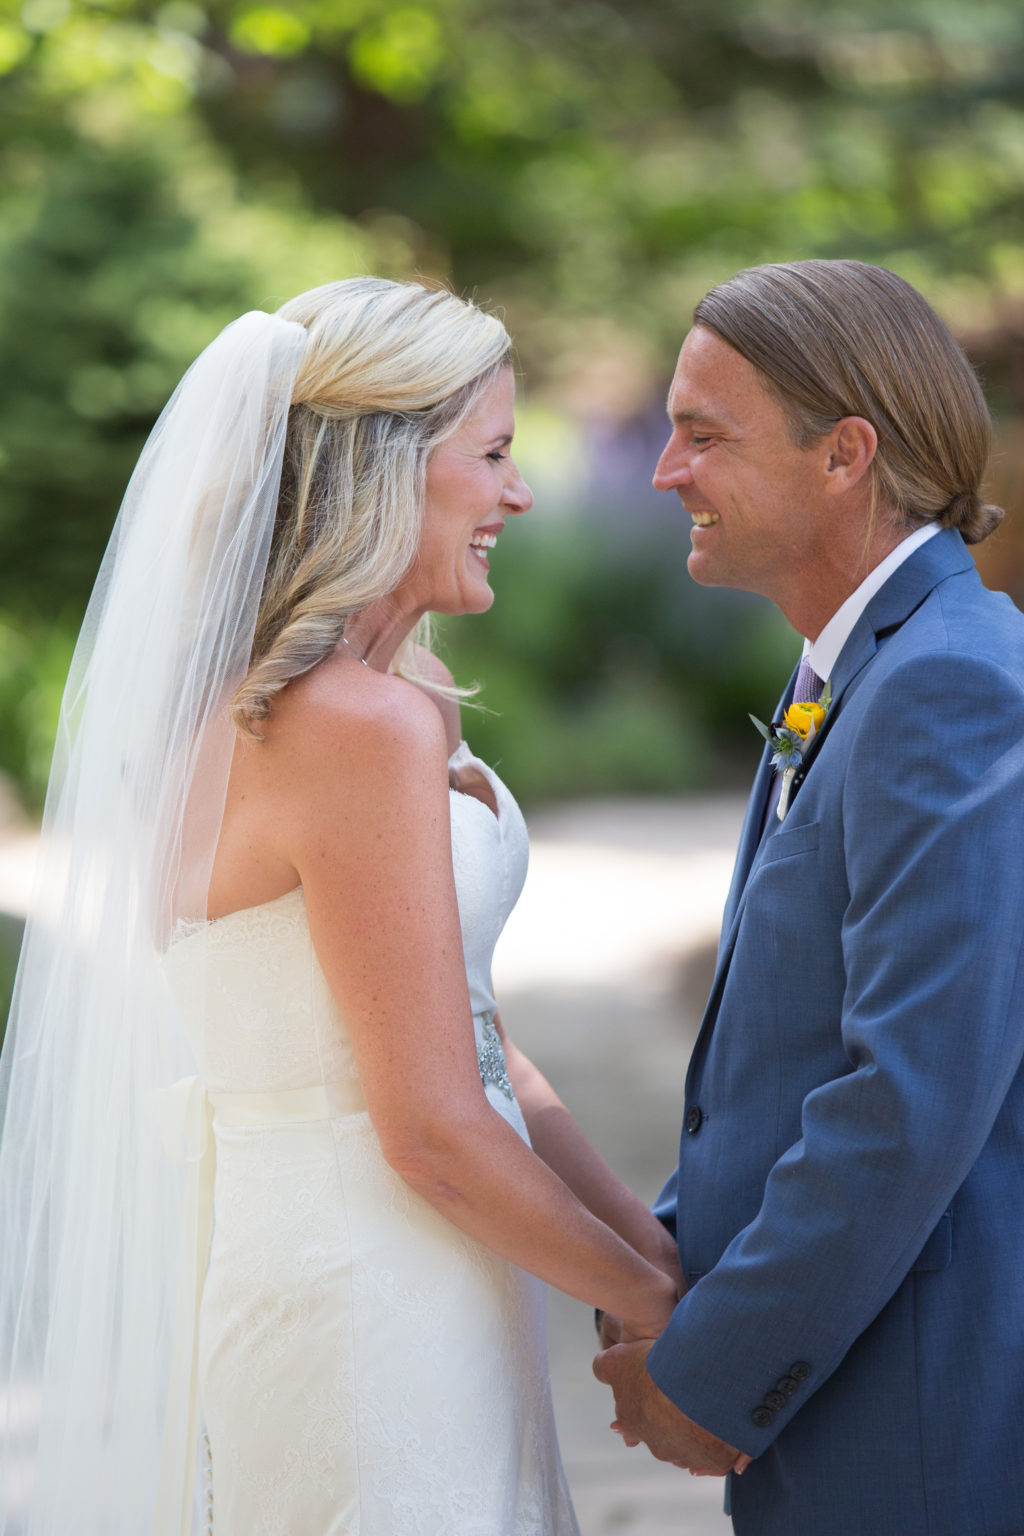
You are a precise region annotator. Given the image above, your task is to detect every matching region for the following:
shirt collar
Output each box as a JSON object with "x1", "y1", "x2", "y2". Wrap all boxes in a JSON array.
[{"x1": 804, "y1": 523, "x2": 940, "y2": 680}]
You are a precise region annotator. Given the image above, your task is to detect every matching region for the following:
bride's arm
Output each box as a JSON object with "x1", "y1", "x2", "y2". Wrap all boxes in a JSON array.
[
  {"x1": 407, "y1": 653, "x2": 681, "y2": 1286},
  {"x1": 260, "y1": 668, "x2": 678, "y2": 1340},
  {"x1": 496, "y1": 1021, "x2": 683, "y2": 1290}
]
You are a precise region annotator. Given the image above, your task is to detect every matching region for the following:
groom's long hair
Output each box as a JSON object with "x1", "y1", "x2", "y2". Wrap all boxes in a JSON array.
[{"x1": 694, "y1": 259, "x2": 1002, "y2": 546}]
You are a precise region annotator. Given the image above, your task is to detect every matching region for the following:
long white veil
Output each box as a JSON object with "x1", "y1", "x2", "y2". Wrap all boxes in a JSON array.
[{"x1": 0, "y1": 311, "x2": 307, "y2": 1534}]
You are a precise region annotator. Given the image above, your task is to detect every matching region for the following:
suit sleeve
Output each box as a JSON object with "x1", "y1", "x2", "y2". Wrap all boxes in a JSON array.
[
  {"x1": 651, "y1": 1166, "x2": 678, "y2": 1241},
  {"x1": 646, "y1": 649, "x2": 1024, "y2": 1454}
]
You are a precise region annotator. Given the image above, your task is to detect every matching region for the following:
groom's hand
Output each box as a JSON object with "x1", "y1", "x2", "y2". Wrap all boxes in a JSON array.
[{"x1": 593, "y1": 1339, "x2": 745, "y2": 1475}]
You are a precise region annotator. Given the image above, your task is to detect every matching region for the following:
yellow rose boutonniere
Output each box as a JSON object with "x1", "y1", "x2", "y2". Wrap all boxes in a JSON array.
[
  {"x1": 750, "y1": 680, "x2": 832, "y2": 821},
  {"x1": 783, "y1": 700, "x2": 827, "y2": 738}
]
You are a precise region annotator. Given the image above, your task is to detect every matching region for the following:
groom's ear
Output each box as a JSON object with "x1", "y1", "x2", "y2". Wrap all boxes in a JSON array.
[{"x1": 822, "y1": 416, "x2": 877, "y2": 495}]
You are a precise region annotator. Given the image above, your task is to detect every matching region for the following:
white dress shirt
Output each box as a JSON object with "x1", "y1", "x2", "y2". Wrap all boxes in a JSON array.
[{"x1": 803, "y1": 523, "x2": 940, "y2": 682}]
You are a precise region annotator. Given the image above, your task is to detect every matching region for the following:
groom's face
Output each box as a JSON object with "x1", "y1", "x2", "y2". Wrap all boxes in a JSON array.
[{"x1": 654, "y1": 325, "x2": 832, "y2": 603}]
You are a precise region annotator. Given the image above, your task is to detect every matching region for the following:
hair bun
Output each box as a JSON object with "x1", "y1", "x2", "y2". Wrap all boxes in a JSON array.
[{"x1": 944, "y1": 491, "x2": 1005, "y2": 545}]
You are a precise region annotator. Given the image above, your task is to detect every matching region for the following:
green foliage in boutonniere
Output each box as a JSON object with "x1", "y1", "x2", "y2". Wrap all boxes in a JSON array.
[{"x1": 750, "y1": 679, "x2": 832, "y2": 820}]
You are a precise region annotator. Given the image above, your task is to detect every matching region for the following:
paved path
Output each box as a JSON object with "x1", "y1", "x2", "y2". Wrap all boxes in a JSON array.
[
  {"x1": 0, "y1": 791, "x2": 747, "y2": 1534},
  {"x1": 493, "y1": 795, "x2": 746, "y2": 1534}
]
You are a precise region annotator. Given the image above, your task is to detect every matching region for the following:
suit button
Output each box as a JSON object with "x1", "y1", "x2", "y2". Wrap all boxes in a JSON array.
[
  {"x1": 751, "y1": 1406, "x2": 774, "y2": 1429},
  {"x1": 685, "y1": 1106, "x2": 704, "y2": 1135},
  {"x1": 790, "y1": 1361, "x2": 811, "y2": 1381},
  {"x1": 777, "y1": 1375, "x2": 799, "y2": 1396},
  {"x1": 763, "y1": 1390, "x2": 786, "y2": 1411}
]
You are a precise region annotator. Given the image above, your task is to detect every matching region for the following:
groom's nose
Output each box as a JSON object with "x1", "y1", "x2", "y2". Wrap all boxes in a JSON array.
[{"x1": 653, "y1": 433, "x2": 694, "y2": 493}]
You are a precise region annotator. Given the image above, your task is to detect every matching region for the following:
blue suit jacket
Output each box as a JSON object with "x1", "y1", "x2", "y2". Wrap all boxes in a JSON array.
[{"x1": 649, "y1": 531, "x2": 1024, "y2": 1536}]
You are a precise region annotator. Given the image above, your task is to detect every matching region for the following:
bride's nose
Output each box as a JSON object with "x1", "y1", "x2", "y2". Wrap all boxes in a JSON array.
[{"x1": 503, "y1": 466, "x2": 533, "y2": 516}]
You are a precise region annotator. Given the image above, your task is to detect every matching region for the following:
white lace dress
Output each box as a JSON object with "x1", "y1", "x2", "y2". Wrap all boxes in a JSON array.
[{"x1": 163, "y1": 743, "x2": 579, "y2": 1535}]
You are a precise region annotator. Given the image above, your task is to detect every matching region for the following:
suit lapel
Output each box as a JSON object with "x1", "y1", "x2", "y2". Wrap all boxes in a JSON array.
[
  {"x1": 718, "y1": 670, "x2": 795, "y2": 940},
  {"x1": 746, "y1": 529, "x2": 976, "y2": 832},
  {"x1": 693, "y1": 529, "x2": 976, "y2": 1052}
]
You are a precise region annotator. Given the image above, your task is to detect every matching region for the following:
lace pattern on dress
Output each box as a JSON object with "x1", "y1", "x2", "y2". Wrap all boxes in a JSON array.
[{"x1": 201, "y1": 1430, "x2": 213, "y2": 1534}]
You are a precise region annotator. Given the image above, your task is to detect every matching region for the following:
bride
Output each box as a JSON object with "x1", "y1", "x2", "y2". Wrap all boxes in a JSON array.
[{"x1": 0, "y1": 278, "x2": 681, "y2": 1534}]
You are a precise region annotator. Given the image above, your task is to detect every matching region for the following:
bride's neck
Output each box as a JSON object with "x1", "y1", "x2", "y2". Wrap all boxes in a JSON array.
[{"x1": 341, "y1": 598, "x2": 424, "y2": 673}]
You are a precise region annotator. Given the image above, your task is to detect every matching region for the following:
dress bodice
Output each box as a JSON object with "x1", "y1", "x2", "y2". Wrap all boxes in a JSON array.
[
  {"x1": 163, "y1": 743, "x2": 529, "y2": 1101},
  {"x1": 446, "y1": 739, "x2": 528, "y2": 1017}
]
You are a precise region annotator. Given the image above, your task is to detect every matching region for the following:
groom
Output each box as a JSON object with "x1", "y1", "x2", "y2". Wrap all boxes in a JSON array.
[{"x1": 595, "y1": 259, "x2": 1024, "y2": 1535}]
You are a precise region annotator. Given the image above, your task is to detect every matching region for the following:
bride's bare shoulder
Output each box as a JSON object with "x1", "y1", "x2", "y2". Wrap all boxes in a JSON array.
[
  {"x1": 212, "y1": 654, "x2": 450, "y2": 914},
  {"x1": 261, "y1": 652, "x2": 450, "y2": 789},
  {"x1": 407, "y1": 644, "x2": 462, "y2": 754}
]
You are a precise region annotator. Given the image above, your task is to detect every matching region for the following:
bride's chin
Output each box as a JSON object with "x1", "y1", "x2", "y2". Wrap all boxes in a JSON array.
[
  {"x1": 448, "y1": 574, "x2": 496, "y2": 616},
  {"x1": 437, "y1": 591, "x2": 495, "y2": 618}
]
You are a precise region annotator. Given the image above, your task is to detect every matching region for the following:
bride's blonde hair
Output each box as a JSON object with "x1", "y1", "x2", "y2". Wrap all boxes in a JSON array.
[{"x1": 232, "y1": 277, "x2": 512, "y2": 735}]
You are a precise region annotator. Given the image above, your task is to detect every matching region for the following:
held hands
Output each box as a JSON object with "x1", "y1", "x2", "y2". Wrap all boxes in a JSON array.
[
  {"x1": 594, "y1": 1240, "x2": 679, "y2": 1355},
  {"x1": 593, "y1": 1233, "x2": 751, "y2": 1475},
  {"x1": 593, "y1": 1338, "x2": 752, "y2": 1477},
  {"x1": 615, "y1": 1267, "x2": 680, "y2": 1347}
]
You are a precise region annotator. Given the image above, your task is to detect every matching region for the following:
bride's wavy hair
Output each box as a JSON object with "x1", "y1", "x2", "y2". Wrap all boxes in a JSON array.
[{"x1": 232, "y1": 277, "x2": 512, "y2": 735}]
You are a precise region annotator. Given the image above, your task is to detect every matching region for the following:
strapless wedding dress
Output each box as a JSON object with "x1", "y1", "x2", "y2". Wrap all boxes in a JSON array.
[{"x1": 163, "y1": 743, "x2": 579, "y2": 1535}]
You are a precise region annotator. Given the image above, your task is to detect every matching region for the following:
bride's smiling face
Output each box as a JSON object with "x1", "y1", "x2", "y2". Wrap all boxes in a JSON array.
[{"x1": 398, "y1": 367, "x2": 533, "y2": 617}]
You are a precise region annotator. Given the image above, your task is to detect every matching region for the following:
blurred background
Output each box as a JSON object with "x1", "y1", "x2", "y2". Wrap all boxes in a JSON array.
[
  {"x1": 2, "y1": 0, "x2": 1024, "y2": 819},
  {"x1": 1, "y1": 3, "x2": 1024, "y2": 1524}
]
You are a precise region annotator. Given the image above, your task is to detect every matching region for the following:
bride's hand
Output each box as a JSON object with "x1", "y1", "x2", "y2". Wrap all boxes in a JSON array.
[{"x1": 619, "y1": 1270, "x2": 679, "y2": 1342}]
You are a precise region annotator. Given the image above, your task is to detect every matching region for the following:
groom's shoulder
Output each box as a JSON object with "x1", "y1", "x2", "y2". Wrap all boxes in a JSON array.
[
  {"x1": 854, "y1": 584, "x2": 1024, "y2": 745},
  {"x1": 869, "y1": 554, "x2": 1024, "y2": 674},
  {"x1": 922, "y1": 566, "x2": 1024, "y2": 674}
]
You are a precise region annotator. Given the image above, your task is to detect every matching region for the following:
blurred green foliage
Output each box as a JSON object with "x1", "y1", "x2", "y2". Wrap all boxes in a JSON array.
[
  {"x1": 0, "y1": 914, "x2": 19, "y2": 1050},
  {"x1": 0, "y1": 611, "x2": 77, "y2": 807},
  {"x1": 1, "y1": 0, "x2": 1024, "y2": 818}
]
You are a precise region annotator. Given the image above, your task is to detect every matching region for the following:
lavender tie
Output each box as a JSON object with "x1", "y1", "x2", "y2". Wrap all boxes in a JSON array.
[{"x1": 792, "y1": 655, "x2": 824, "y2": 705}]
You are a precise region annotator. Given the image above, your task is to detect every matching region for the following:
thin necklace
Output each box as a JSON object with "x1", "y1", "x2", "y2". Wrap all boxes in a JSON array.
[{"x1": 340, "y1": 633, "x2": 369, "y2": 667}]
